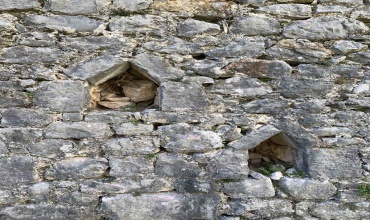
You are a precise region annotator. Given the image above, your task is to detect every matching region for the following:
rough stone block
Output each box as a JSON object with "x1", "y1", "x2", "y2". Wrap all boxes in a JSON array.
[
  {"x1": 113, "y1": 0, "x2": 152, "y2": 11},
  {"x1": 84, "y1": 111, "x2": 132, "y2": 123},
  {"x1": 102, "y1": 137, "x2": 160, "y2": 156},
  {"x1": 242, "y1": 99, "x2": 290, "y2": 114},
  {"x1": 230, "y1": 15, "x2": 281, "y2": 36},
  {"x1": 131, "y1": 53, "x2": 185, "y2": 84},
  {"x1": 307, "y1": 148, "x2": 362, "y2": 179},
  {"x1": 24, "y1": 15, "x2": 104, "y2": 33},
  {"x1": 113, "y1": 123, "x2": 154, "y2": 136},
  {"x1": 0, "y1": 0, "x2": 40, "y2": 10},
  {"x1": 279, "y1": 177, "x2": 337, "y2": 200},
  {"x1": 45, "y1": 122, "x2": 113, "y2": 139},
  {"x1": 158, "y1": 123, "x2": 222, "y2": 153},
  {"x1": 206, "y1": 37, "x2": 265, "y2": 59},
  {"x1": 0, "y1": 128, "x2": 42, "y2": 152},
  {"x1": 0, "y1": 46, "x2": 63, "y2": 64},
  {"x1": 1, "y1": 108, "x2": 53, "y2": 127},
  {"x1": 177, "y1": 19, "x2": 220, "y2": 37},
  {"x1": 183, "y1": 59, "x2": 230, "y2": 79},
  {"x1": 34, "y1": 81, "x2": 88, "y2": 112},
  {"x1": 27, "y1": 139, "x2": 73, "y2": 159},
  {"x1": 0, "y1": 205, "x2": 74, "y2": 220},
  {"x1": 62, "y1": 36, "x2": 135, "y2": 52},
  {"x1": 0, "y1": 14, "x2": 17, "y2": 32},
  {"x1": 155, "y1": 153, "x2": 202, "y2": 178},
  {"x1": 257, "y1": 4, "x2": 312, "y2": 19},
  {"x1": 109, "y1": 156, "x2": 155, "y2": 177},
  {"x1": 310, "y1": 201, "x2": 370, "y2": 220},
  {"x1": 0, "y1": 156, "x2": 38, "y2": 186},
  {"x1": 99, "y1": 193, "x2": 220, "y2": 220},
  {"x1": 44, "y1": 0, "x2": 99, "y2": 14},
  {"x1": 283, "y1": 16, "x2": 369, "y2": 40},
  {"x1": 65, "y1": 55, "x2": 130, "y2": 85},
  {"x1": 44, "y1": 157, "x2": 108, "y2": 180},
  {"x1": 27, "y1": 182, "x2": 50, "y2": 203},
  {"x1": 143, "y1": 37, "x2": 203, "y2": 55},
  {"x1": 0, "y1": 91, "x2": 30, "y2": 108},
  {"x1": 223, "y1": 172, "x2": 275, "y2": 198},
  {"x1": 160, "y1": 82, "x2": 208, "y2": 111},
  {"x1": 174, "y1": 179, "x2": 214, "y2": 193},
  {"x1": 109, "y1": 15, "x2": 168, "y2": 36}
]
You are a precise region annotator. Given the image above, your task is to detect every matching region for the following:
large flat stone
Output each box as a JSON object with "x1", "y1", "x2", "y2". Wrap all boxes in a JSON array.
[
  {"x1": 34, "y1": 81, "x2": 88, "y2": 112},
  {"x1": 177, "y1": 19, "x2": 220, "y2": 37},
  {"x1": 24, "y1": 15, "x2": 104, "y2": 33},
  {"x1": 0, "y1": 156, "x2": 38, "y2": 186},
  {"x1": 158, "y1": 123, "x2": 222, "y2": 153},
  {"x1": 155, "y1": 153, "x2": 202, "y2": 178},
  {"x1": 143, "y1": 37, "x2": 203, "y2": 55},
  {"x1": 230, "y1": 15, "x2": 281, "y2": 36},
  {"x1": 44, "y1": 0, "x2": 101, "y2": 14},
  {"x1": 0, "y1": 205, "x2": 75, "y2": 220},
  {"x1": 160, "y1": 82, "x2": 208, "y2": 111},
  {"x1": 283, "y1": 16, "x2": 369, "y2": 40},
  {"x1": 0, "y1": 128, "x2": 42, "y2": 152},
  {"x1": 44, "y1": 157, "x2": 108, "y2": 180},
  {"x1": 0, "y1": 0, "x2": 40, "y2": 10},
  {"x1": 131, "y1": 53, "x2": 185, "y2": 84},
  {"x1": 99, "y1": 193, "x2": 221, "y2": 220},
  {"x1": 45, "y1": 122, "x2": 113, "y2": 139},
  {"x1": 0, "y1": 46, "x2": 63, "y2": 64},
  {"x1": 109, "y1": 15, "x2": 168, "y2": 36},
  {"x1": 109, "y1": 156, "x2": 155, "y2": 177},
  {"x1": 65, "y1": 55, "x2": 130, "y2": 85},
  {"x1": 310, "y1": 201, "x2": 370, "y2": 220},
  {"x1": 1, "y1": 108, "x2": 53, "y2": 128},
  {"x1": 102, "y1": 137, "x2": 160, "y2": 156},
  {"x1": 113, "y1": 0, "x2": 152, "y2": 12},
  {"x1": 27, "y1": 139, "x2": 73, "y2": 159},
  {"x1": 257, "y1": 4, "x2": 312, "y2": 19},
  {"x1": 279, "y1": 177, "x2": 337, "y2": 200},
  {"x1": 223, "y1": 172, "x2": 275, "y2": 198},
  {"x1": 113, "y1": 123, "x2": 154, "y2": 136}
]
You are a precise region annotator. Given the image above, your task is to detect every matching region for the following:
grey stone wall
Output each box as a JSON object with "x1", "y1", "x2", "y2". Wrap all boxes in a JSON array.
[{"x1": 0, "y1": 0, "x2": 369, "y2": 219}]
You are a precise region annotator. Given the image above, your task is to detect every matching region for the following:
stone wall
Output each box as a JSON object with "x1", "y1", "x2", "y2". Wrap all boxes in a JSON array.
[{"x1": 0, "y1": 0, "x2": 370, "y2": 219}]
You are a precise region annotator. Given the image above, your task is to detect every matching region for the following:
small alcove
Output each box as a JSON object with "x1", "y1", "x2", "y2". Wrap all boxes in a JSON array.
[
  {"x1": 89, "y1": 64, "x2": 159, "y2": 111},
  {"x1": 248, "y1": 133, "x2": 299, "y2": 174}
]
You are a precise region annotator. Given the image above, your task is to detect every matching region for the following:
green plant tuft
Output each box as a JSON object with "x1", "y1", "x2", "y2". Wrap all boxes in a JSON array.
[{"x1": 358, "y1": 184, "x2": 370, "y2": 197}]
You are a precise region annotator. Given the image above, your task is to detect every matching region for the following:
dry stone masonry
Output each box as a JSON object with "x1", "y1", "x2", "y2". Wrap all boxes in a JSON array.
[{"x1": 0, "y1": 0, "x2": 370, "y2": 219}]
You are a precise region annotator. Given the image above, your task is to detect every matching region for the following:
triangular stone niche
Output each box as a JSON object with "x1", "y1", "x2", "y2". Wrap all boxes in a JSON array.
[
  {"x1": 248, "y1": 132, "x2": 299, "y2": 174},
  {"x1": 89, "y1": 61, "x2": 159, "y2": 111}
]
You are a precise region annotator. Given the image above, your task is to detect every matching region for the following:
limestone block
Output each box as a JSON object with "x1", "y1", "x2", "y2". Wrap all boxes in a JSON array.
[
  {"x1": 158, "y1": 123, "x2": 222, "y2": 153},
  {"x1": 0, "y1": 156, "x2": 38, "y2": 186},
  {"x1": 24, "y1": 15, "x2": 104, "y2": 33},
  {"x1": 112, "y1": 123, "x2": 153, "y2": 136},
  {"x1": 1, "y1": 108, "x2": 53, "y2": 127},
  {"x1": 44, "y1": 157, "x2": 108, "y2": 180},
  {"x1": 0, "y1": 46, "x2": 63, "y2": 64},
  {"x1": 109, "y1": 15, "x2": 169, "y2": 36},
  {"x1": 183, "y1": 59, "x2": 230, "y2": 79},
  {"x1": 0, "y1": 205, "x2": 74, "y2": 220},
  {"x1": 0, "y1": 0, "x2": 40, "y2": 10},
  {"x1": 177, "y1": 19, "x2": 220, "y2": 37},
  {"x1": 102, "y1": 137, "x2": 160, "y2": 156},
  {"x1": 174, "y1": 179, "x2": 214, "y2": 193},
  {"x1": 155, "y1": 153, "x2": 202, "y2": 178},
  {"x1": 0, "y1": 14, "x2": 17, "y2": 32},
  {"x1": 283, "y1": 16, "x2": 369, "y2": 40},
  {"x1": 99, "y1": 193, "x2": 221, "y2": 220},
  {"x1": 279, "y1": 177, "x2": 337, "y2": 200},
  {"x1": 257, "y1": 4, "x2": 312, "y2": 19},
  {"x1": 310, "y1": 201, "x2": 370, "y2": 219},
  {"x1": 113, "y1": 0, "x2": 152, "y2": 12},
  {"x1": 84, "y1": 110, "x2": 132, "y2": 123},
  {"x1": 230, "y1": 15, "x2": 281, "y2": 36},
  {"x1": 45, "y1": 122, "x2": 113, "y2": 139},
  {"x1": 109, "y1": 156, "x2": 155, "y2": 177},
  {"x1": 242, "y1": 99, "x2": 290, "y2": 114},
  {"x1": 223, "y1": 171, "x2": 275, "y2": 198},
  {"x1": 27, "y1": 139, "x2": 73, "y2": 159},
  {"x1": 34, "y1": 81, "x2": 88, "y2": 112},
  {"x1": 44, "y1": 0, "x2": 99, "y2": 14},
  {"x1": 143, "y1": 37, "x2": 203, "y2": 55}
]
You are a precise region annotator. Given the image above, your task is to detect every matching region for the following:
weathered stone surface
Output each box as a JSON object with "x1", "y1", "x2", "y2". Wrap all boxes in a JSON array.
[
  {"x1": 333, "y1": 40, "x2": 368, "y2": 54},
  {"x1": 0, "y1": 46, "x2": 63, "y2": 64},
  {"x1": 0, "y1": 205, "x2": 75, "y2": 220},
  {"x1": 183, "y1": 59, "x2": 230, "y2": 78},
  {"x1": 84, "y1": 111, "x2": 131, "y2": 124},
  {"x1": 45, "y1": 122, "x2": 113, "y2": 139},
  {"x1": 237, "y1": 0, "x2": 265, "y2": 6},
  {"x1": 143, "y1": 37, "x2": 203, "y2": 55},
  {"x1": 223, "y1": 172, "x2": 275, "y2": 198},
  {"x1": 206, "y1": 37, "x2": 265, "y2": 59},
  {"x1": 0, "y1": 0, "x2": 40, "y2": 10},
  {"x1": 279, "y1": 177, "x2": 336, "y2": 200},
  {"x1": 174, "y1": 179, "x2": 214, "y2": 193},
  {"x1": 307, "y1": 148, "x2": 362, "y2": 179},
  {"x1": 15, "y1": 32, "x2": 56, "y2": 47},
  {"x1": 103, "y1": 137, "x2": 159, "y2": 157},
  {"x1": 1, "y1": 108, "x2": 53, "y2": 127},
  {"x1": 230, "y1": 15, "x2": 280, "y2": 36},
  {"x1": 257, "y1": 4, "x2": 312, "y2": 19},
  {"x1": 214, "y1": 74, "x2": 272, "y2": 98},
  {"x1": 62, "y1": 36, "x2": 135, "y2": 52},
  {"x1": 318, "y1": 0, "x2": 363, "y2": 5},
  {"x1": 310, "y1": 201, "x2": 370, "y2": 220},
  {"x1": 65, "y1": 55, "x2": 130, "y2": 85},
  {"x1": 131, "y1": 53, "x2": 185, "y2": 84},
  {"x1": 113, "y1": 0, "x2": 152, "y2": 11},
  {"x1": 99, "y1": 193, "x2": 221, "y2": 220},
  {"x1": 0, "y1": 91, "x2": 30, "y2": 108},
  {"x1": 113, "y1": 123, "x2": 154, "y2": 136},
  {"x1": 317, "y1": 5, "x2": 353, "y2": 15},
  {"x1": 229, "y1": 125, "x2": 281, "y2": 150},
  {"x1": 110, "y1": 156, "x2": 154, "y2": 177},
  {"x1": 348, "y1": 51, "x2": 370, "y2": 65},
  {"x1": 267, "y1": 39, "x2": 332, "y2": 64},
  {"x1": 352, "y1": 6, "x2": 370, "y2": 22},
  {"x1": 225, "y1": 59, "x2": 292, "y2": 78},
  {"x1": 158, "y1": 123, "x2": 222, "y2": 153},
  {"x1": 283, "y1": 16, "x2": 369, "y2": 40},
  {"x1": 312, "y1": 127, "x2": 353, "y2": 138},
  {"x1": 0, "y1": 128, "x2": 42, "y2": 152},
  {"x1": 109, "y1": 15, "x2": 168, "y2": 36},
  {"x1": 242, "y1": 99, "x2": 290, "y2": 114},
  {"x1": 44, "y1": 0, "x2": 100, "y2": 14},
  {"x1": 177, "y1": 19, "x2": 220, "y2": 37},
  {"x1": 24, "y1": 15, "x2": 104, "y2": 33},
  {"x1": 44, "y1": 157, "x2": 108, "y2": 180},
  {"x1": 27, "y1": 182, "x2": 50, "y2": 203},
  {"x1": 0, "y1": 14, "x2": 17, "y2": 32},
  {"x1": 155, "y1": 153, "x2": 202, "y2": 178},
  {"x1": 273, "y1": 78, "x2": 333, "y2": 99},
  {"x1": 226, "y1": 199, "x2": 294, "y2": 219},
  {"x1": 202, "y1": 149, "x2": 249, "y2": 180},
  {"x1": 160, "y1": 82, "x2": 208, "y2": 111},
  {"x1": 27, "y1": 139, "x2": 73, "y2": 159},
  {"x1": 0, "y1": 156, "x2": 38, "y2": 186}
]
